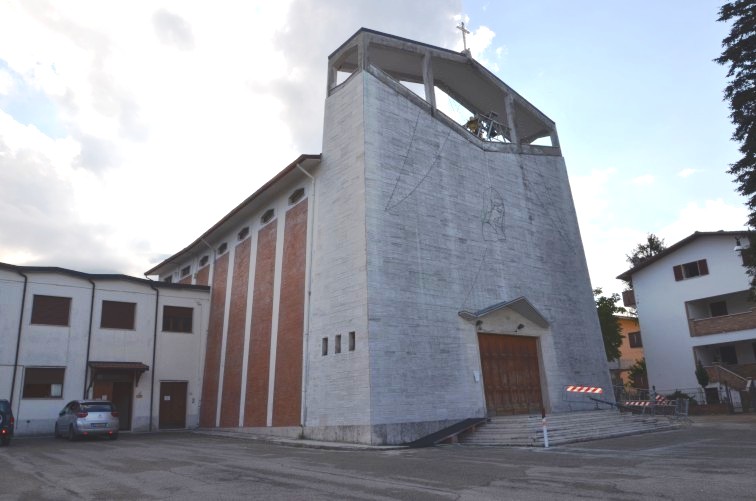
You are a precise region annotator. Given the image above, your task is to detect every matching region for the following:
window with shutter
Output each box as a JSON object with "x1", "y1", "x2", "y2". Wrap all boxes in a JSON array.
[
  {"x1": 162, "y1": 305, "x2": 193, "y2": 333},
  {"x1": 673, "y1": 265, "x2": 683, "y2": 281},
  {"x1": 31, "y1": 295, "x2": 72, "y2": 326},
  {"x1": 23, "y1": 367, "x2": 65, "y2": 398},
  {"x1": 101, "y1": 300, "x2": 136, "y2": 329},
  {"x1": 673, "y1": 259, "x2": 709, "y2": 281}
]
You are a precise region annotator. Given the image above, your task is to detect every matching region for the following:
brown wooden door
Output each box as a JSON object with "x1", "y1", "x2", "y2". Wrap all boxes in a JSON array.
[
  {"x1": 93, "y1": 377, "x2": 133, "y2": 430},
  {"x1": 478, "y1": 334, "x2": 543, "y2": 415},
  {"x1": 112, "y1": 381, "x2": 133, "y2": 431},
  {"x1": 159, "y1": 382, "x2": 187, "y2": 429}
]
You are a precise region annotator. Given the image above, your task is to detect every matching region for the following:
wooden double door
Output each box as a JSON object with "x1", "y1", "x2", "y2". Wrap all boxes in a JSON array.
[{"x1": 478, "y1": 334, "x2": 543, "y2": 415}]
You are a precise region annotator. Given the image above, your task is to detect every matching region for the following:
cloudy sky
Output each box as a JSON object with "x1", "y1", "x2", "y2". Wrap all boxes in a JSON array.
[{"x1": 0, "y1": 0, "x2": 745, "y2": 296}]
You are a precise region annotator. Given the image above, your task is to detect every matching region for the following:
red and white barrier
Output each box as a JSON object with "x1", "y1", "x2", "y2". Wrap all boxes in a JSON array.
[{"x1": 565, "y1": 385, "x2": 603, "y2": 394}]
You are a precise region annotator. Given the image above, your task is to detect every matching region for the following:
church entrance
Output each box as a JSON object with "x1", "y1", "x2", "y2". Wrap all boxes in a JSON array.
[{"x1": 478, "y1": 333, "x2": 543, "y2": 415}]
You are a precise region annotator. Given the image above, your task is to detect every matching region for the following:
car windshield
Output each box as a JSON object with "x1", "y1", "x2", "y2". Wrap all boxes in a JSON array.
[
  {"x1": 81, "y1": 403, "x2": 114, "y2": 412},
  {"x1": 0, "y1": 401, "x2": 10, "y2": 412}
]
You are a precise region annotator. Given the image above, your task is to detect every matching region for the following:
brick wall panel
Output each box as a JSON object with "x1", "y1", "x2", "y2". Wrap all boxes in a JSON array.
[
  {"x1": 272, "y1": 200, "x2": 308, "y2": 426},
  {"x1": 196, "y1": 266, "x2": 210, "y2": 286},
  {"x1": 244, "y1": 223, "x2": 277, "y2": 426},
  {"x1": 199, "y1": 252, "x2": 228, "y2": 427},
  {"x1": 219, "y1": 238, "x2": 251, "y2": 427}
]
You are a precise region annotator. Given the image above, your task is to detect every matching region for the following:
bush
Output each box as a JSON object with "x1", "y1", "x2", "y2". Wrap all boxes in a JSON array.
[{"x1": 665, "y1": 390, "x2": 698, "y2": 405}]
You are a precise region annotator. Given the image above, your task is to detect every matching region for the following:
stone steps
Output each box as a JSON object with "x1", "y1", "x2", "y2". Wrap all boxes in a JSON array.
[{"x1": 460, "y1": 410, "x2": 681, "y2": 447}]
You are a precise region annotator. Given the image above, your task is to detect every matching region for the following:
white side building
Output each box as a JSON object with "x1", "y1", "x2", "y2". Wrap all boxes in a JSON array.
[
  {"x1": 618, "y1": 231, "x2": 756, "y2": 403},
  {"x1": 0, "y1": 263, "x2": 210, "y2": 435}
]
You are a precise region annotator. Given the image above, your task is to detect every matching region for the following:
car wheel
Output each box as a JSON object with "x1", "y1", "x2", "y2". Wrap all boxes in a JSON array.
[
  {"x1": 67, "y1": 425, "x2": 77, "y2": 442},
  {"x1": 0, "y1": 437, "x2": 9, "y2": 446},
  {"x1": 109, "y1": 433, "x2": 118, "y2": 441}
]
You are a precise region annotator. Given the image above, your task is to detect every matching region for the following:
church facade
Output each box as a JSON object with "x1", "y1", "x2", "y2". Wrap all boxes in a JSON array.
[{"x1": 147, "y1": 29, "x2": 612, "y2": 445}]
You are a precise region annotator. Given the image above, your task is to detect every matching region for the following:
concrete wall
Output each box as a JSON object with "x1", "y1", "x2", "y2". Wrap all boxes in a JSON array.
[
  {"x1": 0, "y1": 270, "x2": 25, "y2": 400},
  {"x1": 303, "y1": 72, "x2": 373, "y2": 442},
  {"x1": 633, "y1": 235, "x2": 755, "y2": 391},
  {"x1": 361, "y1": 68, "x2": 611, "y2": 441},
  {"x1": 0, "y1": 269, "x2": 209, "y2": 435}
]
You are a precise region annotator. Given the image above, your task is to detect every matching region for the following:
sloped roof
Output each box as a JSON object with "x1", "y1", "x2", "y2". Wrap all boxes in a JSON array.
[
  {"x1": 0, "y1": 262, "x2": 208, "y2": 291},
  {"x1": 458, "y1": 296, "x2": 550, "y2": 328},
  {"x1": 329, "y1": 28, "x2": 556, "y2": 145},
  {"x1": 145, "y1": 154, "x2": 321, "y2": 276},
  {"x1": 616, "y1": 230, "x2": 746, "y2": 281}
]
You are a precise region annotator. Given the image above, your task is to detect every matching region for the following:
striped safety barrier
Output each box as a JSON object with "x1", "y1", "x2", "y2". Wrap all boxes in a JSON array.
[
  {"x1": 565, "y1": 385, "x2": 603, "y2": 394},
  {"x1": 623, "y1": 396, "x2": 672, "y2": 407}
]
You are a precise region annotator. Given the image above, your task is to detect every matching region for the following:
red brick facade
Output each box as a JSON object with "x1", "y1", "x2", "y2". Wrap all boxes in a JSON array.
[
  {"x1": 199, "y1": 252, "x2": 228, "y2": 427},
  {"x1": 196, "y1": 198, "x2": 309, "y2": 430},
  {"x1": 244, "y1": 223, "x2": 277, "y2": 426},
  {"x1": 219, "y1": 238, "x2": 251, "y2": 427},
  {"x1": 196, "y1": 265, "x2": 210, "y2": 286},
  {"x1": 272, "y1": 200, "x2": 308, "y2": 426}
]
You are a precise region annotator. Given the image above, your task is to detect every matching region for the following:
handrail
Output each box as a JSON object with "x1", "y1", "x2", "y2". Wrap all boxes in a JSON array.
[{"x1": 707, "y1": 363, "x2": 749, "y2": 390}]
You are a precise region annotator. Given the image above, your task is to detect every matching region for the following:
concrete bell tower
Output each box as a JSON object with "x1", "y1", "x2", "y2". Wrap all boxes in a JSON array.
[{"x1": 303, "y1": 29, "x2": 612, "y2": 445}]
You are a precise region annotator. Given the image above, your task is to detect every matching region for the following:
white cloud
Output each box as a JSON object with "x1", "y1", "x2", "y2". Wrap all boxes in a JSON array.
[
  {"x1": 658, "y1": 199, "x2": 747, "y2": 244},
  {"x1": 571, "y1": 167, "x2": 617, "y2": 224},
  {"x1": 677, "y1": 168, "x2": 698, "y2": 178},
  {"x1": 0, "y1": 0, "x2": 463, "y2": 276},
  {"x1": 0, "y1": 69, "x2": 13, "y2": 95},
  {"x1": 631, "y1": 174, "x2": 655, "y2": 186},
  {"x1": 451, "y1": 15, "x2": 497, "y2": 68}
]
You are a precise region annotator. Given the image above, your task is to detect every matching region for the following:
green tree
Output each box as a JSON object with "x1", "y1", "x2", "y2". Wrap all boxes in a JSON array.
[
  {"x1": 695, "y1": 359, "x2": 710, "y2": 388},
  {"x1": 626, "y1": 233, "x2": 666, "y2": 267},
  {"x1": 593, "y1": 287, "x2": 626, "y2": 362},
  {"x1": 716, "y1": 2, "x2": 756, "y2": 287},
  {"x1": 628, "y1": 358, "x2": 648, "y2": 390}
]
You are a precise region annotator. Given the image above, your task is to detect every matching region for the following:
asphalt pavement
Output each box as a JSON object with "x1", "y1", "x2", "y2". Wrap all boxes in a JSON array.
[{"x1": 0, "y1": 414, "x2": 754, "y2": 500}]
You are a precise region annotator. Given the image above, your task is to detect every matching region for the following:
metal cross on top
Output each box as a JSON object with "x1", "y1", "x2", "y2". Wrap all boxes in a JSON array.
[{"x1": 457, "y1": 21, "x2": 470, "y2": 51}]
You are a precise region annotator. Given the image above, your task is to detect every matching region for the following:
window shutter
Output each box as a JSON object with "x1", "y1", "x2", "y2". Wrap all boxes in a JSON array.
[
  {"x1": 673, "y1": 265, "x2": 683, "y2": 281},
  {"x1": 698, "y1": 259, "x2": 709, "y2": 276}
]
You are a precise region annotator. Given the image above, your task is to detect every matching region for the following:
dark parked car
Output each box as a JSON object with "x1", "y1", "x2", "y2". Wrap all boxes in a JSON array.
[
  {"x1": 54, "y1": 400, "x2": 119, "y2": 441},
  {"x1": 0, "y1": 399, "x2": 14, "y2": 446}
]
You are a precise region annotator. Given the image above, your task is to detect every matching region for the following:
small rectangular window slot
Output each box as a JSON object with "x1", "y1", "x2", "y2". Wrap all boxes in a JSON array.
[
  {"x1": 322, "y1": 337, "x2": 328, "y2": 356},
  {"x1": 349, "y1": 331, "x2": 355, "y2": 351},
  {"x1": 335, "y1": 335, "x2": 342, "y2": 354}
]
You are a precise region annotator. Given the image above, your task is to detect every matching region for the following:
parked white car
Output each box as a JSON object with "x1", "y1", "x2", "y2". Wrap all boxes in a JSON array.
[{"x1": 54, "y1": 400, "x2": 119, "y2": 441}]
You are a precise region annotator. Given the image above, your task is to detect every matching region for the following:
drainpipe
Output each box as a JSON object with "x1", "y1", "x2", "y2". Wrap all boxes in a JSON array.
[
  {"x1": 296, "y1": 162, "x2": 316, "y2": 427},
  {"x1": 82, "y1": 278, "x2": 96, "y2": 399},
  {"x1": 146, "y1": 275, "x2": 159, "y2": 432},
  {"x1": 10, "y1": 269, "x2": 28, "y2": 410}
]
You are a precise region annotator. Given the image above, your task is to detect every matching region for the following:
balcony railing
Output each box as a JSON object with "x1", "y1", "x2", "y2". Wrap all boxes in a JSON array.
[{"x1": 688, "y1": 308, "x2": 756, "y2": 337}]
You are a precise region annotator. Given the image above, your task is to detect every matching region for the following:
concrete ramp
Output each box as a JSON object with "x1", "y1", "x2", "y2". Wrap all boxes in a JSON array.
[{"x1": 460, "y1": 410, "x2": 681, "y2": 447}]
